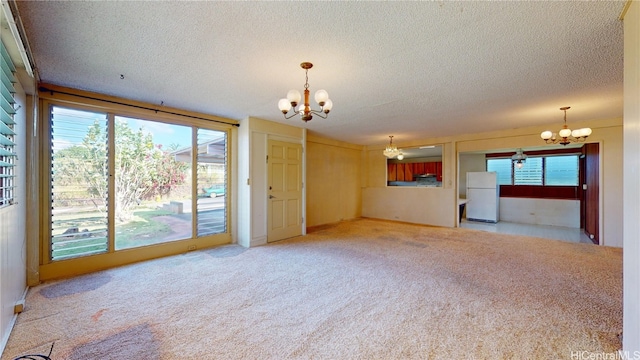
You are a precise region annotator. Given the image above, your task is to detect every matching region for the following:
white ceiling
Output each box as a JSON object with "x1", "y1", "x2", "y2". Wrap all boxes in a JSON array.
[{"x1": 15, "y1": 1, "x2": 625, "y2": 147}]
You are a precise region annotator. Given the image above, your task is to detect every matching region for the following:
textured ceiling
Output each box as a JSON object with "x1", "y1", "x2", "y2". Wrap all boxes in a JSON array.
[{"x1": 15, "y1": 1, "x2": 625, "y2": 146}]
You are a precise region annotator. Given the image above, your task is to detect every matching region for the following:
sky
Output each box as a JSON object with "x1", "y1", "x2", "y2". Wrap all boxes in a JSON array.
[{"x1": 51, "y1": 106, "x2": 222, "y2": 152}]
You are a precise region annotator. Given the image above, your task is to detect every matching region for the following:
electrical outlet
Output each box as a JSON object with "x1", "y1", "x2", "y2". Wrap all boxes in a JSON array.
[{"x1": 187, "y1": 245, "x2": 196, "y2": 251}]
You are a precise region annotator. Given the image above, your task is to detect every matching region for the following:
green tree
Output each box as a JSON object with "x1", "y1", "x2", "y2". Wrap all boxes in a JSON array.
[
  {"x1": 53, "y1": 119, "x2": 188, "y2": 222},
  {"x1": 113, "y1": 119, "x2": 188, "y2": 221}
]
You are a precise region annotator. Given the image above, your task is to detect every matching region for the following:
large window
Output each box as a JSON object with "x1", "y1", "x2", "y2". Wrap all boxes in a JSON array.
[
  {"x1": 0, "y1": 40, "x2": 16, "y2": 208},
  {"x1": 47, "y1": 104, "x2": 230, "y2": 261},
  {"x1": 487, "y1": 155, "x2": 579, "y2": 186}
]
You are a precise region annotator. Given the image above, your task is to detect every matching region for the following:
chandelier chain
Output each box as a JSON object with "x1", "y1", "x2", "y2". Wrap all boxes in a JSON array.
[{"x1": 304, "y1": 69, "x2": 309, "y2": 90}]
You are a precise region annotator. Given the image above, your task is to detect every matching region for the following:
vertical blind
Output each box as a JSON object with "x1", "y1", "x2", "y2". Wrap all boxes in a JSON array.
[{"x1": 0, "y1": 39, "x2": 16, "y2": 208}]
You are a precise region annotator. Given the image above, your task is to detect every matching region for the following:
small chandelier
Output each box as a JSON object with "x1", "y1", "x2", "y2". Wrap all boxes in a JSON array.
[
  {"x1": 278, "y1": 62, "x2": 333, "y2": 122},
  {"x1": 511, "y1": 148, "x2": 527, "y2": 169},
  {"x1": 541, "y1": 107, "x2": 592, "y2": 146},
  {"x1": 383, "y1": 136, "x2": 400, "y2": 158}
]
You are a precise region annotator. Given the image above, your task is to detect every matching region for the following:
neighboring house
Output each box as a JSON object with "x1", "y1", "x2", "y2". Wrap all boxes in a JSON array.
[{"x1": 1, "y1": 2, "x2": 639, "y2": 356}]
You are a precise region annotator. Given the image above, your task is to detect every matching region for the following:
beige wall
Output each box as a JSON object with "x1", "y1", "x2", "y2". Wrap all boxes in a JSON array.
[
  {"x1": 623, "y1": 0, "x2": 640, "y2": 352},
  {"x1": 306, "y1": 134, "x2": 363, "y2": 227},
  {"x1": 458, "y1": 153, "x2": 486, "y2": 198}
]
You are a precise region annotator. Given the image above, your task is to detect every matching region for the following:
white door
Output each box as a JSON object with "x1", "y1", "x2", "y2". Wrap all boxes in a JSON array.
[{"x1": 267, "y1": 140, "x2": 303, "y2": 242}]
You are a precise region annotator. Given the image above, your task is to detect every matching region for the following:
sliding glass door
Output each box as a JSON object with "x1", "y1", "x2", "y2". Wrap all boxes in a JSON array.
[
  {"x1": 47, "y1": 104, "x2": 230, "y2": 263},
  {"x1": 113, "y1": 116, "x2": 193, "y2": 250}
]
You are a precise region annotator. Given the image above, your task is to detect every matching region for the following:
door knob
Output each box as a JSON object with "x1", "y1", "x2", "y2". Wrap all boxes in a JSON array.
[{"x1": 269, "y1": 195, "x2": 276, "y2": 199}]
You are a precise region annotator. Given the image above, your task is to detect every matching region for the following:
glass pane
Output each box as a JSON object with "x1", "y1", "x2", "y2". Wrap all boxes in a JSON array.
[
  {"x1": 196, "y1": 128, "x2": 227, "y2": 236},
  {"x1": 486, "y1": 158, "x2": 512, "y2": 185},
  {"x1": 545, "y1": 155, "x2": 579, "y2": 185},
  {"x1": 50, "y1": 106, "x2": 108, "y2": 260},
  {"x1": 514, "y1": 157, "x2": 543, "y2": 185},
  {"x1": 114, "y1": 117, "x2": 192, "y2": 250}
]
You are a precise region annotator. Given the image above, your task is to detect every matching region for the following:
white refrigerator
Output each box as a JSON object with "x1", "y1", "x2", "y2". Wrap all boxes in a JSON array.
[{"x1": 466, "y1": 172, "x2": 500, "y2": 223}]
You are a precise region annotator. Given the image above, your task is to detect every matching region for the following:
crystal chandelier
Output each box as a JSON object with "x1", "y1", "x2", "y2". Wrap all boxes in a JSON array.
[
  {"x1": 383, "y1": 136, "x2": 400, "y2": 158},
  {"x1": 541, "y1": 107, "x2": 592, "y2": 146},
  {"x1": 511, "y1": 148, "x2": 527, "y2": 169},
  {"x1": 278, "y1": 62, "x2": 333, "y2": 122}
]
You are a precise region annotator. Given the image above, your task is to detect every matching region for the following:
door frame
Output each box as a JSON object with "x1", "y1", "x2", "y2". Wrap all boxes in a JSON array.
[{"x1": 579, "y1": 141, "x2": 603, "y2": 245}]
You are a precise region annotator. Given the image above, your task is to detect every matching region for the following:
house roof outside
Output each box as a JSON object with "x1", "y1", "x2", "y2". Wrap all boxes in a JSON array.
[{"x1": 15, "y1": 1, "x2": 625, "y2": 146}]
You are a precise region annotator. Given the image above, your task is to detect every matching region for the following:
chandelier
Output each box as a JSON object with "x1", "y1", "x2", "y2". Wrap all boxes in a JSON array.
[
  {"x1": 278, "y1": 62, "x2": 333, "y2": 122},
  {"x1": 383, "y1": 136, "x2": 400, "y2": 158},
  {"x1": 541, "y1": 107, "x2": 592, "y2": 146},
  {"x1": 511, "y1": 148, "x2": 527, "y2": 169}
]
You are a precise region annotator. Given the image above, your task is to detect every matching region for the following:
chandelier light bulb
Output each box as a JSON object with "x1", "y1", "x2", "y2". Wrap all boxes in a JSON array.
[
  {"x1": 540, "y1": 131, "x2": 553, "y2": 140},
  {"x1": 314, "y1": 89, "x2": 329, "y2": 105},
  {"x1": 322, "y1": 99, "x2": 333, "y2": 113},
  {"x1": 287, "y1": 90, "x2": 301, "y2": 105},
  {"x1": 558, "y1": 128, "x2": 572, "y2": 138},
  {"x1": 516, "y1": 161, "x2": 524, "y2": 169},
  {"x1": 278, "y1": 99, "x2": 291, "y2": 113},
  {"x1": 397, "y1": 152, "x2": 404, "y2": 160}
]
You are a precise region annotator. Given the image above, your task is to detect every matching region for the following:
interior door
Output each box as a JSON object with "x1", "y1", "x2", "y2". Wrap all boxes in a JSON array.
[
  {"x1": 583, "y1": 143, "x2": 599, "y2": 244},
  {"x1": 267, "y1": 140, "x2": 302, "y2": 242}
]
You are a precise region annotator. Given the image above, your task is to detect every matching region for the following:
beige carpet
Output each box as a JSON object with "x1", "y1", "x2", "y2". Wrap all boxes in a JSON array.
[{"x1": 2, "y1": 219, "x2": 622, "y2": 359}]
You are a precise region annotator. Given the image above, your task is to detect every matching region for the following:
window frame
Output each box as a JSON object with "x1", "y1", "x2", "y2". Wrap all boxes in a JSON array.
[
  {"x1": 38, "y1": 87, "x2": 237, "y2": 280},
  {"x1": 485, "y1": 148, "x2": 582, "y2": 200}
]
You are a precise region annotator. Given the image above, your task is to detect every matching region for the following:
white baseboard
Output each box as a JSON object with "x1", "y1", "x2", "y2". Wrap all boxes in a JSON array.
[{"x1": 0, "y1": 287, "x2": 28, "y2": 357}]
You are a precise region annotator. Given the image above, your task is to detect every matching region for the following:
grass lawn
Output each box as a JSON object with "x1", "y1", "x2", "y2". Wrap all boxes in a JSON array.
[{"x1": 52, "y1": 207, "x2": 182, "y2": 258}]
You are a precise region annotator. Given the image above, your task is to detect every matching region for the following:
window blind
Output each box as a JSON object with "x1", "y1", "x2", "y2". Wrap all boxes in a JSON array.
[
  {"x1": 514, "y1": 157, "x2": 543, "y2": 185},
  {"x1": 0, "y1": 40, "x2": 16, "y2": 208}
]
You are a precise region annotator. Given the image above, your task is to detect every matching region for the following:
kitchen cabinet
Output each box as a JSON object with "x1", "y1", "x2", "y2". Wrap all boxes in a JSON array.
[{"x1": 387, "y1": 161, "x2": 442, "y2": 183}]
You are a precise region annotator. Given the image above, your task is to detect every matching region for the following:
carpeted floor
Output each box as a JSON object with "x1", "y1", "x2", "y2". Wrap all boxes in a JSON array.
[{"x1": 2, "y1": 219, "x2": 622, "y2": 359}]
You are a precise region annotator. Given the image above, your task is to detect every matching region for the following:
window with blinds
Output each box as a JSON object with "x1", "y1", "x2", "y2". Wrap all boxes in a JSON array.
[
  {"x1": 50, "y1": 106, "x2": 109, "y2": 260},
  {"x1": 487, "y1": 155, "x2": 579, "y2": 186},
  {"x1": 514, "y1": 157, "x2": 543, "y2": 185},
  {"x1": 0, "y1": 40, "x2": 17, "y2": 208},
  {"x1": 196, "y1": 128, "x2": 227, "y2": 236}
]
